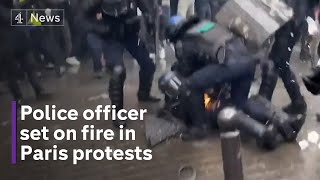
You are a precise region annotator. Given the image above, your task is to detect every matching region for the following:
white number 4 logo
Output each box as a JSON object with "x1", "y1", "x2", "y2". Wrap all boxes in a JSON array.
[{"x1": 15, "y1": 12, "x2": 23, "y2": 24}]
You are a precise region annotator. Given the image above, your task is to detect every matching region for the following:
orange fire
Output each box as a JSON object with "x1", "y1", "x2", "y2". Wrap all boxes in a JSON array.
[{"x1": 204, "y1": 93, "x2": 220, "y2": 111}]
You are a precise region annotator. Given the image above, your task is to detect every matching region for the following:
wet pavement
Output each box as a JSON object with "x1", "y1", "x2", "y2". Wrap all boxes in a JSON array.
[{"x1": 0, "y1": 45, "x2": 320, "y2": 180}]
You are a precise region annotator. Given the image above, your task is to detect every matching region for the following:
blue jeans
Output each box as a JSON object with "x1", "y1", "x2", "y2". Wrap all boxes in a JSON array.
[{"x1": 87, "y1": 33, "x2": 104, "y2": 72}]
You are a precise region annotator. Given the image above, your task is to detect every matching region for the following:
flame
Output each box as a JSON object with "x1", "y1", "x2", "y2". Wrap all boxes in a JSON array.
[{"x1": 204, "y1": 93, "x2": 220, "y2": 111}]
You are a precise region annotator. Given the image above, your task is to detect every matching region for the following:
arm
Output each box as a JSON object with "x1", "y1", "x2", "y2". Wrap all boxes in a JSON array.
[{"x1": 75, "y1": 0, "x2": 109, "y2": 34}]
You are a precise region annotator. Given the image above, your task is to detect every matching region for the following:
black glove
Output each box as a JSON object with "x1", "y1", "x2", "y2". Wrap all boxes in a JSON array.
[{"x1": 303, "y1": 68, "x2": 320, "y2": 95}]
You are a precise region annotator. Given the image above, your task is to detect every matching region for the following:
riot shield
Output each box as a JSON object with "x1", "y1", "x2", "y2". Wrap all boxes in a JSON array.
[{"x1": 215, "y1": 0, "x2": 293, "y2": 48}]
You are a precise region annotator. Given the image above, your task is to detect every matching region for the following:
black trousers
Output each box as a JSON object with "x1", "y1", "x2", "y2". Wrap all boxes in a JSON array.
[
  {"x1": 259, "y1": 20, "x2": 305, "y2": 103},
  {"x1": 87, "y1": 32, "x2": 156, "y2": 109},
  {"x1": 183, "y1": 56, "x2": 256, "y2": 128},
  {"x1": 0, "y1": 28, "x2": 43, "y2": 100}
]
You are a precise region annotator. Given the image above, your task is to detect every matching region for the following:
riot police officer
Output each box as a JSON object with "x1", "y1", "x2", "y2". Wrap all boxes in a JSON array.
[
  {"x1": 16, "y1": 0, "x2": 69, "y2": 77},
  {"x1": 77, "y1": 0, "x2": 160, "y2": 128},
  {"x1": 0, "y1": 0, "x2": 49, "y2": 105},
  {"x1": 259, "y1": 0, "x2": 309, "y2": 115}
]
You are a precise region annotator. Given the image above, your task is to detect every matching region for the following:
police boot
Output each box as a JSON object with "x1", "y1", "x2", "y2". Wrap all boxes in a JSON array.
[
  {"x1": 282, "y1": 74, "x2": 307, "y2": 115},
  {"x1": 218, "y1": 107, "x2": 280, "y2": 150},
  {"x1": 109, "y1": 66, "x2": 127, "y2": 128},
  {"x1": 137, "y1": 74, "x2": 160, "y2": 102},
  {"x1": 283, "y1": 100, "x2": 307, "y2": 115},
  {"x1": 302, "y1": 68, "x2": 320, "y2": 95},
  {"x1": 246, "y1": 96, "x2": 303, "y2": 142},
  {"x1": 269, "y1": 109, "x2": 305, "y2": 142}
]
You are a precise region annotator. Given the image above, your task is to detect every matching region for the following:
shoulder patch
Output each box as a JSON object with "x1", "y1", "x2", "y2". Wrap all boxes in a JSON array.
[{"x1": 197, "y1": 22, "x2": 215, "y2": 33}]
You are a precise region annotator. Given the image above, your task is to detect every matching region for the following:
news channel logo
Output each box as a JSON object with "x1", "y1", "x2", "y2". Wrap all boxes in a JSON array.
[{"x1": 11, "y1": 9, "x2": 64, "y2": 26}]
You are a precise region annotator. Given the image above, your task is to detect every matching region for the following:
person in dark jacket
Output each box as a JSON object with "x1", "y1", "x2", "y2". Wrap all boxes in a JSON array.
[
  {"x1": 77, "y1": 0, "x2": 160, "y2": 128},
  {"x1": 0, "y1": 1, "x2": 49, "y2": 105}
]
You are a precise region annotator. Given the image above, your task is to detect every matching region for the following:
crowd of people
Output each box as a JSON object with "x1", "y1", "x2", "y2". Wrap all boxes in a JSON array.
[{"x1": 1, "y1": 0, "x2": 320, "y2": 148}]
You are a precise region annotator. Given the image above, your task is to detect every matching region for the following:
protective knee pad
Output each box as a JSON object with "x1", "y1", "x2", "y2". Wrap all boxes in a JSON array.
[
  {"x1": 110, "y1": 65, "x2": 126, "y2": 82},
  {"x1": 108, "y1": 65, "x2": 126, "y2": 110}
]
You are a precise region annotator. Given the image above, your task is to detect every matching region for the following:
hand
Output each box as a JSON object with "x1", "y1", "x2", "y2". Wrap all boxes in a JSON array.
[{"x1": 96, "y1": 13, "x2": 102, "y2": 21}]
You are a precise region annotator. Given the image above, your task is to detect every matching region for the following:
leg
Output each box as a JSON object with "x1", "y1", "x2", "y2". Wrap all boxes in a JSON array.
[
  {"x1": 3, "y1": 58, "x2": 23, "y2": 103},
  {"x1": 188, "y1": 57, "x2": 255, "y2": 92},
  {"x1": 18, "y1": 51, "x2": 47, "y2": 99},
  {"x1": 170, "y1": 0, "x2": 179, "y2": 16},
  {"x1": 125, "y1": 35, "x2": 160, "y2": 102},
  {"x1": 102, "y1": 38, "x2": 126, "y2": 127},
  {"x1": 43, "y1": 28, "x2": 66, "y2": 77},
  {"x1": 275, "y1": 22, "x2": 307, "y2": 114},
  {"x1": 303, "y1": 67, "x2": 320, "y2": 95},
  {"x1": 243, "y1": 95, "x2": 305, "y2": 141},
  {"x1": 218, "y1": 107, "x2": 281, "y2": 150},
  {"x1": 179, "y1": 90, "x2": 210, "y2": 140},
  {"x1": 258, "y1": 59, "x2": 279, "y2": 101},
  {"x1": 228, "y1": 57, "x2": 256, "y2": 108},
  {"x1": 195, "y1": 0, "x2": 212, "y2": 20},
  {"x1": 87, "y1": 33, "x2": 104, "y2": 77},
  {"x1": 259, "y1": 25, "x2": 287, "y2": 101}
]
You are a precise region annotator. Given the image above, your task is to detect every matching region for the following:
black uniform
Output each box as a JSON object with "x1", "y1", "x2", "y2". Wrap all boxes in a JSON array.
[
  {"x1": 18, "y1": 0, "x2": 69, "y2": 77},
  {"x1": 159, "y1": 17, "x2": 305, "y2": 149},
  {"x1": 77, "y1": 0, "x2": 160, "y2": 127},
  {"x1": 0, "y1": 1, "x2": 47, "y2": 104},
  {"x1": 259, "y1": 0, "x2": 308, "y2": 114},
  {"x1": 303, "y1": 68, "x2": 320, "y2": 95}
]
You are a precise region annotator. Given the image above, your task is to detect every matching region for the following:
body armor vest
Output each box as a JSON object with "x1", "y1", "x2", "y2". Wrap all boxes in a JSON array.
[{"x1": 178, "y1": 20, "x2": 234, "y2": 65}]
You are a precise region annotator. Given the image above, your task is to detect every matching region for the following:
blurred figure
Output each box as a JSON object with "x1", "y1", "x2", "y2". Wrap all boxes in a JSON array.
[
  {"x1": 65, "y1": 0, "x2": 87, "y2": 66},
  {"x1": 194, "y1": 0, "x2": 212, "y2": 19},
  {"x1": 170, "y1": 0, "x2": 178, "y2": 16},
  {"x1": 303, "y1": 68, "x2": 320, "y2": 95},
  {"x1": 78, "y1": 0, "x2": 161, "y2": 128},
  {"x1": 259, "y1": 0, "x2": 308, "y2": 115},
  {"x1": 169, "y1": 0, "x2": 194, "y2": 17},
  {"x1": 18, "y1": 0, "x2": 68, "y2": 77},
  {"x1": 303, "y1": 67, "x2": 320, "y2": 123},
  {"x1": 300, "y1": 0, "x2": 320, "y2": 62},
  {"x1": 0, "y1": 0, "x2": 49, "y2": 105}
]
